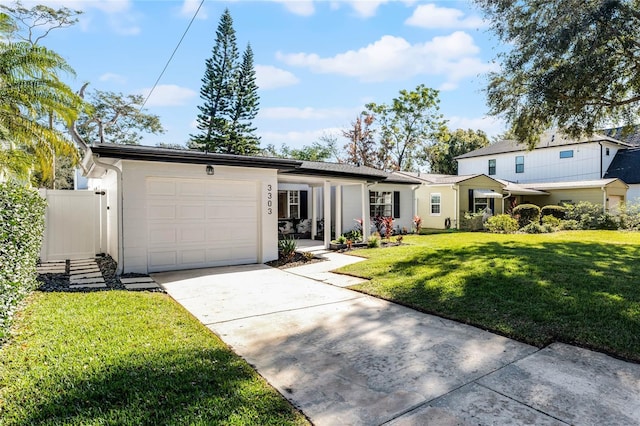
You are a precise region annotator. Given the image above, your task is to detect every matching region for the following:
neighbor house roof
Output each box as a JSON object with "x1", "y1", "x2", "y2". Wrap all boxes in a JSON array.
[
  {"x1": 601, "y1": 126, "x2": 640, "y2": 146},
  {"x1": 494, "y1": 179, "x2": 549, "y2": 196},
  {"x1": 399, "y1": 171, "x2": 504, "y2": 186},
  {"x1": 455, "y1": 131, "x2": 631, "y2": 160},
  {"x1": 522, "y1": 178, "x2": 627, "y2": 190},
  {"x1": 90, "y1": 143, "x2": 302, "y2": 170},
  {"x1": 603, "y1": 148, "x2": 640, "y2": 184}
]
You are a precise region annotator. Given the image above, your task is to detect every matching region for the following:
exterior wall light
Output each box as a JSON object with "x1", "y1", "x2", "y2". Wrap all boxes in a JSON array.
[{"x1": 206, "y1": 165, "x2": 214, "y2": 175}]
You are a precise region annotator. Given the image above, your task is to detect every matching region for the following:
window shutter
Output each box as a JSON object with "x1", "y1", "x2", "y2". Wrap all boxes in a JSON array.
[
  {"x1": 468, "y1": 189, "x2": 474, "y2": 211},
  {"x1": 300, "y1": 190, "x2": 308, "y2": 219},
  {"x1": 489, "y1": 197, "x2": 495, "y2": 212},
  {"x1": 393, "y1": 191, "x2": 400, "y2": 218}
]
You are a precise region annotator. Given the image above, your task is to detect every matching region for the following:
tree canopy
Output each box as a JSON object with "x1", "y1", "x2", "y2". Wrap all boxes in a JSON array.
[
  {"x1": 425, "y1": 128, "x2": 490, "y2": 174},
  {"x1": 190, "y1": 9, "x2": 260, "y2": 155},
  {"x1": 365, "y1": 85, "x2": 444, "y2": 171},
  {"x1": 262, "y1": 135, "x2": 338, "y2": 162},
  {"x1": 475, "y1": 0, "x2": 640, "y2": 147}
]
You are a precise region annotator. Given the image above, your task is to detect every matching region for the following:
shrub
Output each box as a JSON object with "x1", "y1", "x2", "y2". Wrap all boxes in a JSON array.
[
  {"x1": 485, "y1": 214, "x2": 519, "y2": 233},
  {"x1": 619, "y1": 202, "x2": 640, "y2": 231},
  {"x1": 520, "y1": 221, "x2": 553, "y2": 234},
  {"x1": 563, "y1": 201, "x2": 620, "y2": 230},
  {"x1": 335, "y1": 234, "x2": 347, "y2": 244},
  {"x1": 0, "y1": 183, "x2": 47, "y2": 340},
  {"x1": 382, "y1": 217, "x2": 394, "y2": 240},
  {"x1": 460, "y1": 212, "x2": 484, "y2": 231},
  {"x1": 541, "y1": 205, "x2": 566, "y2": 220},
  {"x1": 278, "y1": 236, "x2": 297, "y2": 261},
  {"x1": 558, "y1": 219, "x2": 580, "y2": 230},
  {"x1": 541, "y1": 215, "x2": 562, "y2": 229},
  {"x1": 512, "y1": 204, "x2": 541, "y2": 228},
  {"x1": 343, "y1": 229, "x2": 362, "y2": 242},
  {"x1": 367, "y1": 233, "x2": 380, "y2": 248}
]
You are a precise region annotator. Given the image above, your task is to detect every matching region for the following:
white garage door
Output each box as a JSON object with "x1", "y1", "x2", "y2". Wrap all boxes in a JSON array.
[{"x1": 146, "y1": 177, "x2": 258, "y2": 272}]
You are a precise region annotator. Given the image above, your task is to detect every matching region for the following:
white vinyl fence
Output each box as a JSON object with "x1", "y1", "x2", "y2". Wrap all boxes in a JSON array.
[{"x1": 39, "y1": 189, "x2": 107, "y2": 261}]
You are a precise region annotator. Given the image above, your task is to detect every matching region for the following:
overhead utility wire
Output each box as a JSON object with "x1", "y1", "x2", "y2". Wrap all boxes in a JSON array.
[{"x1": 139, "y1": 0, "x2": 205, "y2": 111}]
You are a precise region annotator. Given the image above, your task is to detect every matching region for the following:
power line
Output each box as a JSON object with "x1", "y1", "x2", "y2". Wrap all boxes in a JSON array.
[{"x1": 139, "y1": 0, "x2": 205, "y2": 111}]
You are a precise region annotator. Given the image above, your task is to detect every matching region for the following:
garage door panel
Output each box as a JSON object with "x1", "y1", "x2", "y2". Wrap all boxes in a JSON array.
[
  {"x1": 148, "y1": 205, "x2": 176, "y2": 220},
  {"x1": 178, "y1": 181, "x2": 206, "y2": 197},
  {"x1": 177, "y1": 204, "x2": 205, "y2": 220},
  {"x1": 149, "y1": 227, "x2": 177, "y2": 244},
  {"x1": 147, "y1": 177, "x2": 259, "y2": 272},
  {"x1": 147, "y1": 180, "x2": 175, "y2": 196}
]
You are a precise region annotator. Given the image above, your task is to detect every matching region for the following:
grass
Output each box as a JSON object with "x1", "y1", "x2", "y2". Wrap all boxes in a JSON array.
[
  {"x1": 340, "y1": 231, "x2": 640, "y2": 362},
  {"x1": 0, "y1": 291, "x2": 308, "y2": 426}
]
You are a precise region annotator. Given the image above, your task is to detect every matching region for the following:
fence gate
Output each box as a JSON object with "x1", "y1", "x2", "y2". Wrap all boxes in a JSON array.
[{"x1": 39, "y1": 189, "x2": 107, "y2": 262}]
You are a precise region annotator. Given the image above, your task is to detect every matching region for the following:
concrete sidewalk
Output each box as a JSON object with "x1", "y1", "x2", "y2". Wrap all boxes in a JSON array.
[{"x1": 153, "y1": 260, "x2": 640, "y2": 425}]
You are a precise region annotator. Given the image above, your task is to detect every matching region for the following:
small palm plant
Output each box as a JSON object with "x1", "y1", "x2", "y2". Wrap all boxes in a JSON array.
[{"x1": 278, "y1": 236, "x2": 297, "y2": 262}]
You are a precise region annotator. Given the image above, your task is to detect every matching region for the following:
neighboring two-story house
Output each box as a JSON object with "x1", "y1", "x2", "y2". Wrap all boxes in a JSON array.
[{"x1": 455, "y1": 131, "x2": 634, "y2": 209}]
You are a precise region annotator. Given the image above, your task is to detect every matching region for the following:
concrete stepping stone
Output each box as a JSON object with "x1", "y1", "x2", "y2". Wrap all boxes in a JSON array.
[
  {"x1": 70, "y1": 283, "x2": 107, "y2": 289},
  {"x1": 37, "y1": 265, "x2": 66, "y2": 274},
  {"x1": 70, "y1": 277, "x2": 105, "y2": 285},
  {"x1": 70, "y1": 260, "x2": 96, "y2": 266},
  {"x1": 70, "y1": 272, "x2": 103, "y2": 279}
]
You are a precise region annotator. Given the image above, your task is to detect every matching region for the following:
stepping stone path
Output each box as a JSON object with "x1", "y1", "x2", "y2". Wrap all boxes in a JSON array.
[
  {"x1": 37, "y1": 258, "x2": 161, "y2": 291},
  {"x1": 69, "y1": 259, "x2": 106, "y2": 289},
  {"x1": 120, "y1": 276, "x2": 161, "y2": 291},
  {"x1": 36, "y1": 261, "x2": 66, "y2": 274}
]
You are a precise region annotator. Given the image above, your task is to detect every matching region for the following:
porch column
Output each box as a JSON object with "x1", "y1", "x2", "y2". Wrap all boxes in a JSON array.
[
  {"x1": 361, "y1": 183, "x2": 369, "y2": 242},
  {"x1": 311, "y1": 186, "x2": 318, "y2": 239},
  {"x1": 323, "y1": 180, "x2": 331, "y2": 248},
  {"x1": 335, "y1": 184, "x2": 342, "y2": 238}
]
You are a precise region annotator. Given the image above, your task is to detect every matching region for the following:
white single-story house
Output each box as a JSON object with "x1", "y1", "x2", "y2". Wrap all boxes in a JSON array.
[{"x1": 83, "y1": 144, "x2": 420, "y2": 274}]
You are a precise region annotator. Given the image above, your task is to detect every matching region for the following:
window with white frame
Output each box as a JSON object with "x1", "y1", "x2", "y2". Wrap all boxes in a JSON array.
[
  {"x1": 369, "y1": 191, "x2": 392, "y2": 217},
  {"x1": 515, "y1": 155, "x2": 524, "y2": 173},
  {"x1": 488, "y1": 159, "x2": 496, "y2": 175},
  {"x1": 430, "y1": 193, "x2": 441, "y2": 215},
  {"x1": 474, "y1": 197, "x2": 489, "y2": 213},
  {"x1": 559, "y1": 150, "x2": 574, "y2": 158},
  {"x1": 278, "y1": 190, "x2": 300, "y2": 219}
]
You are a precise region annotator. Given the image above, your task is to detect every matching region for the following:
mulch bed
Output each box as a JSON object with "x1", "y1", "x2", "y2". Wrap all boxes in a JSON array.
[{"x1": 265, "y1": 252, "x2": 325, "y2": 269}]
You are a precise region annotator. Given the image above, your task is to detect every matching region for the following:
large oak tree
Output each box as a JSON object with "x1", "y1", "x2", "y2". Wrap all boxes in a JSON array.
[{"x1": 475, "y1": 0, "x2": 640, "y2": 147}]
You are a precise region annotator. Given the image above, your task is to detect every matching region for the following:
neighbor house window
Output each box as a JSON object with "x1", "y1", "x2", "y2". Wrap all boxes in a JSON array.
[
  {"x1": 560, "y1": 150, "x2": 574, "y2": 158},
  {"x1": 606, "y1": 148, "x2": 610, "y2": 156},
  {"x1": 474, "y1": 197, "x2": 489, "y2": 213},
  {"x1": 515, "y1": 155, "x2": 524, "y2": 173},
  {"x1": 488, "y1": 159, "x2": 496, "y2": 175},
  {"x1": 369, "y1": 191, "x2": 392, "y2": 217},
  {"x1": 430, "y1": 193, "x2": 441, "y2": 215},
  {"x1": 278, "y1": 190, "x2": 300, "y2": 219}
]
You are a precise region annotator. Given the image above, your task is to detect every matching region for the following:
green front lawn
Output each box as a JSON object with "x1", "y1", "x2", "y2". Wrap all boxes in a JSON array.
[
  {"x1": 0, "y1": 292, "x2": 308, "y2": 426},
  {"x1": 339, "y1": 231, "x2": 640, "y2": 362}
]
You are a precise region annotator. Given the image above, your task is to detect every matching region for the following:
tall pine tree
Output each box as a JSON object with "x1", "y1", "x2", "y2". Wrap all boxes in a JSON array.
[
  {"x1": 228, "y1": 43, "x2": 260, "y2": 155},
  {"x1": 190, "y1": 9, "x2": 260, "y2": 155}
]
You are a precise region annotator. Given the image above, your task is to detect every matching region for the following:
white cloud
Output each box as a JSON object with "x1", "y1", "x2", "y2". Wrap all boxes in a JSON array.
[
  {"x1": 99, "y1": 73, "x2": 126, "y2": 84},
  {"x1": 405, "y1": 4, "x2": 486, "y2": 29},
  {"x1": 255, "y1": 65, "x2": 300, "y2": 90},
  {"x1": 329, "y1": 0, "x2": 417, "y2": 18},
  {"x1": 277, "y1": 32, "x2": 496, "y2": 85},
  {"x1": 259, "y1": 127, "x2": 342, "y2": 149},
  {"x1": 447, "y1": 115, "x2": 507, "y2": 139},
  {"x1": 260, "y1": 106, "x2": 358, "y2": 120},
  {"x1": 272, "y1": 0, "x2": 315, "y2": 16},
  {"x1": 180, "y1": 0, "x2": 207, "y2": 19},
  {"x1": 139, "y1": 84, "x2": 197, "y2": 107}
]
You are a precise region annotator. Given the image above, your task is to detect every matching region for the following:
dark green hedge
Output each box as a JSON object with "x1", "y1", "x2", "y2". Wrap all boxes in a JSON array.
[
  {"x1": 512, "y1": 204, "x2": 541, "y2": 228},
  {"x1": 541, "y1": 205, "x2": 566, "y2": 220},
  {"x1": 0, "y1": 183, "x2": 46, "y2": 340}
]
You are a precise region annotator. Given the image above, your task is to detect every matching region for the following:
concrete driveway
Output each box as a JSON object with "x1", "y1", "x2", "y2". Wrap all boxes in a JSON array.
[{"x1": 153, "y1": 263, "x2": 640, "y2": 425}]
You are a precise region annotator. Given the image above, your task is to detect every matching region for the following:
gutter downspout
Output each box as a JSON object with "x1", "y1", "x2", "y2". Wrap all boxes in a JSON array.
[
  {"x1": 502, "y1": 191, "x2": 512, "y2": 214},
  {"x1": 92, "y1": 155, "x2": 124, "y2": 275},
  {"x1": 452, "y1": 184, "x2": 458, "y2": 229},
  {"x1": 602, "y1": 186, "x2": 607, "y2": 214},
  {"x1": 599, "y1": 142, "x2": 603, "y2": 178}
]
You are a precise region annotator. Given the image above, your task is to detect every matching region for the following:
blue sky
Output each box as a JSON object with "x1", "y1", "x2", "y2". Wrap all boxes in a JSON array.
[{"x1": 9, "y1": 0, "x2": 508, "y2": 149}]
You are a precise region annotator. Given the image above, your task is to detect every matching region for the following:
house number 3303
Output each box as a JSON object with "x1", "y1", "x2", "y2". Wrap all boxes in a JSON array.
[{"x1": 266, "y1": 184, "x2": 273, "y2": 215}]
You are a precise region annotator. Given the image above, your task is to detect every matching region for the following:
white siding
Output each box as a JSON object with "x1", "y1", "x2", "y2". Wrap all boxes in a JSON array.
[
  {"x1": 458, "y1": 141, "x2": 624, "y2": 183},
  {"x1": 627, "y1": 185, "x2": 640, "y2": 203}
]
